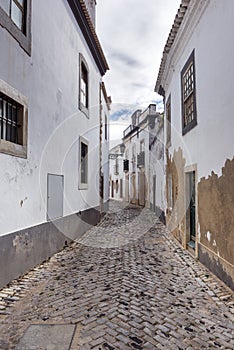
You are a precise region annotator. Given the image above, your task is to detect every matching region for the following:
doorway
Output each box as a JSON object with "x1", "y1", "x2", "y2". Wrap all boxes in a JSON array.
[{"x1": 186, "y1": 170, "x2": 196, "y2": 249}]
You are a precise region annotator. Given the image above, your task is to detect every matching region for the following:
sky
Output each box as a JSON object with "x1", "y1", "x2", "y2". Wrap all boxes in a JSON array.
[{"x1": 96, "y1": 0, "x2": 181, "y2": 147}]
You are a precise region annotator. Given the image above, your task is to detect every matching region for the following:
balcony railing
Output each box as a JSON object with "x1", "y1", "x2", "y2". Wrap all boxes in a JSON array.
[
  {"x1": 138, "y1": 104, "x2": 156, "y2": 124},
  {"x1": 123, "y1": 124, "x2": 139, "y2": 138},
  {"x1": 123, "y1": 159, "x2": 129, "y2": 172},
  {"x1": 137, "y1": 151, "x2": 145, "y2": 168}
]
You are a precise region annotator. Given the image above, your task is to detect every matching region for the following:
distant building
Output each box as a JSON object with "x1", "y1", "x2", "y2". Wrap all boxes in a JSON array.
[
  {"x1": 0, "y1": 0, "x2": 109, "y2": 288},
  {"x1": 100, "y1": 82, "x2": 111, "y2": 212},
  {"x1": 149, "y1": 112, "x2": 166, "y2": 223},
  {"x1": 122, "y1": 104, "x2": 157, "y2": 208},
  {"x1": 109, "y1": 144, "x2": 124, "y2": 200},
  {"x1": 155, "y1": 0, "x2": 234, "y2": 289}
]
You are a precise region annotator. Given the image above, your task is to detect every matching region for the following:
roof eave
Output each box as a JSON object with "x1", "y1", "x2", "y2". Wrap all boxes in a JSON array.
[
  {"x1": 68, "y1": 0, "x2": 109, "y2": 76},
  {"x1": 154, "y1": 0, "x2": 191, "y2": 95}
]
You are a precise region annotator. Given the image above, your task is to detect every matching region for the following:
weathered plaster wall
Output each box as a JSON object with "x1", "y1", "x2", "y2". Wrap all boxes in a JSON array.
[
  {"x1": 198, "y1": 158, "x2": 234, "y2": 289},
  {"x1": 161, "y1": 0, "x2": 234, "y2": 287},
  {"x1": 149, "y1": 114, "x2": 166, "y2": 219},
  {"x1": 166, "y1": 148, "x2": 186, "y2": 245}
]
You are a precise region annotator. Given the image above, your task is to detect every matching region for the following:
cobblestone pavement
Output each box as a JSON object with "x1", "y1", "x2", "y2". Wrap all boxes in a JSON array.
[{"x1": 0, "y1": 200, "x2": 233, "y2": 350}]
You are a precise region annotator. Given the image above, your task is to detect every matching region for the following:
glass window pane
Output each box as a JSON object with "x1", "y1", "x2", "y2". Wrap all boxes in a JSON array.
[
  {"x1": 11, "y1": 1, "x2": 23, "y2": 29},
  {"x1": 0, "y1": 0, "x2": 10, "y2": 15},
  {"x1": 12, "y1": 105, "x2": 17, "y2": 122},
  {"x1": 16, "y1": 0, "x2": 24, "y2": 6}
]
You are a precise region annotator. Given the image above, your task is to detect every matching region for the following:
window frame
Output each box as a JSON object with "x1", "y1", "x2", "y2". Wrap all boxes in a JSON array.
[
  {"x1": 104, "y1": 114, "x2": 108, "y2": 141},
  {"x1": 166, "y1": 94, "x2": 171, "y2": 147},
  {"x1": 0, "y1": 79, "x2": 28, "y2": 158},
  {"x1": 79, "y1": 136, "x2": 89, "y2": 190},
  {"x1": 181, "y1": 50, "x2": 197, "y2": 135},
  {"x1": 79, "y1": 53, "x2": 89, "y2": 117},
  {"x1": 0, "y1": 0, "x2": 32, "y2": 55}
]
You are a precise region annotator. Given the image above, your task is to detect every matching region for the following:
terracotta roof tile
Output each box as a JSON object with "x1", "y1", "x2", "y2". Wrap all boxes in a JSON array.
[
  {"x1": 155, "y1": 0, "x2": 191, "y2": 93},
  {"x1": 79, "y1": 0, "x2": 109, "y2": 71}
]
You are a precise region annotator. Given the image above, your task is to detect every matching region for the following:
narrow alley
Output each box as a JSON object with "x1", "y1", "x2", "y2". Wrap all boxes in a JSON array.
[{"x1": 0, "y1": 201, "x2": 233, "y2": 350}]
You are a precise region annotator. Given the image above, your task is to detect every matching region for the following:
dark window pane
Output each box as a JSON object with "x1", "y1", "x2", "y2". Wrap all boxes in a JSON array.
[
  {"x1": 81, "y1": 142, "x2": 88, "y2": 184},
  {"x1": 12, "y1": 105, "x2": 17, "y2": 122},
  {"x1": 0, "y1": 92, "x2": 21, "y2": 144}
]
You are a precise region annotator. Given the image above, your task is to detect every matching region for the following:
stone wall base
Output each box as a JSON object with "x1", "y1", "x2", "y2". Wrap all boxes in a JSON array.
[
  {"x1": 198, "y1": 243, "x2": 234, "y2": 291},
  {"x1": 0, "y1": 205, "x2": 103, "y2": 289}
]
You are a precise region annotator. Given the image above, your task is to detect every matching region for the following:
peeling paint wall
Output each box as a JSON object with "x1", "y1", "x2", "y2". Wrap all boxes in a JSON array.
[
  {"x1": 166, "y1": 148, "x2": 186, "y2": 245},
  {"x1": 149, "y1": 114, "x2": 166, "y2": 219},
  {"x1": 198, "y1": 158, "x2": 234, "y2": 288},
  {"x1": 159, "y1": 0, "x2": 234, "y2": 288}
]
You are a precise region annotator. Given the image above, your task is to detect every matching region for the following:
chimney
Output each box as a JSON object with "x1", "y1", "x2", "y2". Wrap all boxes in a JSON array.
[{"x1": 84, "y1": 0, "x2": 96, "y2": 27}]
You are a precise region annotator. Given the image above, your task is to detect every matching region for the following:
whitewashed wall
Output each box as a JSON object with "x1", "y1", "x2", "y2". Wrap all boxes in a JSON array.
[
  {"x1": 101, "y1": 91, "x2": 110, "y2": 206},
  {"x1": 0, "y1": 0, "x2": 103, "y2": 236},
  {"x1": 109, "y1": 145, "x2": 124, "y2": 200},
  {"x1": 165, "y1": 0, "x2": 234, "y2": 180}
]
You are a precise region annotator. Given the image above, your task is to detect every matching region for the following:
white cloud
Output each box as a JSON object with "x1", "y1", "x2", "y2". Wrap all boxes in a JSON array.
[{"x1": 96, "y1": 0, "x2": 181, "y2": 138}]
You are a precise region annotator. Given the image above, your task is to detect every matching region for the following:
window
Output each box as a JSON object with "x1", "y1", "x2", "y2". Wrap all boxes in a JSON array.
[
  {"x1": 114, "y1": 155, "x2": 119, "y2": 175},
  {"x1": 105, "y1": 114, "x2": 108, "y2": 140},
  {"x1": 181, "y1": 50, "x2": 197, "y2": 135},
  {"x1": 0, "y1": 79, "x2": 27, "y2": 158},
  {"x1": 79, "y1": 54, "x2": 89, "y2": 115},
  {"x1": 116, "y1": 180, "x2": 119, "y2": 193},
  {"x1": 79, "y1": 137, "x2": 88, "y2": 189},
  {"x1": 0, "y1": 0, "x2": 31, "y2": 54},
  {"x1": 166, "y1": 95, "x2": 171, "y2": 146}
]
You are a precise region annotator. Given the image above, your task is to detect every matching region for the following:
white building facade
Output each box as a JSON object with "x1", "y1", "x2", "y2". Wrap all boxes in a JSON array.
[
  {"x1": 149, "y1": 113, "x2": 166, "y2": 223},
  {"x1": 122, "y1": 105, "x2": 157, "y2": 208},
  {"x1": 155, "y1": 0, "x2": 234, "y2": 289},
  {"x1": 0, "y1": 0, "x2": 109, "y2": 288},
  {"x1": 109, "y1": 144, "x2": 124, "y2": 201}
]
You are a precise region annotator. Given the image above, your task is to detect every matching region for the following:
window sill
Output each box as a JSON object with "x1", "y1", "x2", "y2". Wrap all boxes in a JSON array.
[
  {"x1": 0, "y1": 139, "x2": 27, "y2": 158},
  {"x1": 182, "y1": 119, "x2": 197, "y2": 136},
  {"x1": 79, "y1": 104, "x2": 89, "y2": 119},
  {"x1": 79, "y1": 183, "x2": 88, "y2": 190}
]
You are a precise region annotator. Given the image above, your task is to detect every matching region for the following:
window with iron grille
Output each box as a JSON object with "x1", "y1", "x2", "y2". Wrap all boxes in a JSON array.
[
  {"x1": 181, "y1": 50, "x2": 197, "y2": 135},
  {"x1": 0, "y1": 92, "x2": 23, "y2": 145},
  {"x1": 0, "y1": 80, "x2": 27, "y2": 158},
  {"x1": 0, "y1": 0, "x2": 31, "y2": 54}
]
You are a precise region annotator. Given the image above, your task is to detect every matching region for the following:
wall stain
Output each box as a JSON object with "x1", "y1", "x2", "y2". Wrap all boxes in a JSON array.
[
  {"x1": 198, "y1": 157, "x2": 234, "y2": 266},
  {"x1": 166, "y1": 147, "x2": 186, "y2": 245},
  {"x1": 20, "y1": 197, "x2": 28, "y2": 207}
]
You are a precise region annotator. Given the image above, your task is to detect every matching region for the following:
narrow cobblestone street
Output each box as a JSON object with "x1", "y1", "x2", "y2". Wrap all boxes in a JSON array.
[{"x1": 0, "y1": 201, "x2": 233, "y2": 350}]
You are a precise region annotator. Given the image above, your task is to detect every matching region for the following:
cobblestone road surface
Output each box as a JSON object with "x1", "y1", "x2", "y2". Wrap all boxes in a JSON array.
[{"x1": 0, "y1": 201, "x2": 233, "y2": 349}]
